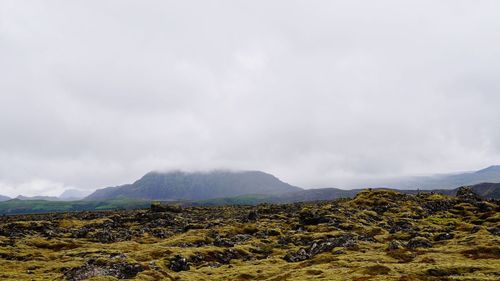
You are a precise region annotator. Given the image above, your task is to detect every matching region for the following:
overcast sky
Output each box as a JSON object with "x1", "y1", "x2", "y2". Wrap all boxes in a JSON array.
[{"x1": 1, "y1": 1, "x2": 500, "y2": 196}]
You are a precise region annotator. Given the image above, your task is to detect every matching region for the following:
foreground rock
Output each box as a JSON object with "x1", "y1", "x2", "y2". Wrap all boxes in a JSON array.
[{"x1": 63, "y1": 259, "x2": 143, "y2": 280}]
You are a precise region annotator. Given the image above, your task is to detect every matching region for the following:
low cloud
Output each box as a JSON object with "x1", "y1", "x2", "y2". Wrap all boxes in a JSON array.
[{"x1": 1, "y1": 1, "x2": 500, "y2": 195}]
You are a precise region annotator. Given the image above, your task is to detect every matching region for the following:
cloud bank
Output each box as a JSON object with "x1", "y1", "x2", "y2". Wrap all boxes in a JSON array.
[{"x1": 1, "y1": 1, "x2": 500, "y2": 196}]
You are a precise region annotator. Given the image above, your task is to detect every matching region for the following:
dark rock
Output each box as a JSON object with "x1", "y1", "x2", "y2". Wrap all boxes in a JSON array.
[
  {"x1": 91, "y1": 229, "x2": 132, "y2": 244},
  {"x1": 387, "y1": 240, "x2": 404, "y2": 250},
  {"x1": 151, "y1": 202, "x2": 183, "y2": 213},
  {"x1": 423, "y1": 200, "x2": 455, "y2": 214},
  {"x1": 213, "y1": 233, "x2": 251, "y2": 247},
  {"x1": 433, "y1": 233, "x2": 454, "y2": 241},
  {"x1": 213, "y1": 236, "x2": 234, "y2": 247},
  {"x1": 283, "y1": 234, "x2": 357, "y2": 262},
  {"x1": 406, "y1": 237, "x2": 432, "y2": 249},
  {"x1": 388, "y1": 219, "x2": 417, "y2": 234},
  {"x1": 63, "y1": 259, "x2": 143, "y2": 281},
  {"x1": 150, "y1": 228, "x2": 169, "y2": 239},
  {"x1": 487, "y1": 227, "x2": 500, "y2": 236},
  {"x1": 456, "y1": 187, "x2": 482, "y2": 203},
  {"x1": 298, "y1": 210, "x2": 329, "y2": 225},
  {"x1": 470, "y1": 226, "x2": 481, "y2": 233},
  {"x1": 169, "y1": 255, "x2": 190, "y2": 272},
  {"x1": 194, "y1": 248, "x2": 250, "y2": 265},
  {"x1": 283, "y1": 248, "x2": 309, "y2": 262},
  {"x1": 71, "y1": 228, "x2": 90, "y2": 239},
  {"x1": 247, "y1": 211, "x2": 258, "y2": 221}
]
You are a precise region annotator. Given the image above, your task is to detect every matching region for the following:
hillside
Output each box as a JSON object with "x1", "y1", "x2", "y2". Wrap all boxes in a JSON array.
[
  {"x1": 0, "y1": 199, "x2": 151, "y2": 215},
  {"x1": 0, "y1": 195, "x2": 10, "y2": 202},
  {"x1": 86, "y1": 170, "x2": 301, "y2": 201}
]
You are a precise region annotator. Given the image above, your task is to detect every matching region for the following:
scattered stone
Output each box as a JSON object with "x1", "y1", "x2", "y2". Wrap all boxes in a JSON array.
[
  {"x1": 406, "y1": 237, "x2": 432, "y2": 249},
  {"x1": 487, "y1": 227, "x2": 500, "y2": 236},
  {"x1": 434, "y1": 233, "x2": 454, "y2": 241},
  {"x1": 298, "y1": 210, "x2": 329, "y2": 225},
  {"x1": 388, "y1": 219, "x2": 417, "y2": 234},
  {"x1": 91, "y1": 229, "x2": 132, "y2": 244},
  {"x1": 470, "y1": 226, "x2": 481, "y2": 233},
  {"x1": 284, "y1": 248, "x2": 309, "y2": 262},
  {"x1": 247, "y1": 211, "x2": 258, "y2": 221},
  {"x1": 387, "y1": 240, "x2": 404, "y2": 250},
  {"x1": 283, "y1": 235, "x2": 357, "y2": 262},
  {"x1": 151, "y1": 202, "x2": 183, "y2": 213},
  {"x1": 63, "y1": 259, "x2": 143, "y2": 281},
  {"x1": 169, "y1": 255, "x2": 190, "y2": 272}
]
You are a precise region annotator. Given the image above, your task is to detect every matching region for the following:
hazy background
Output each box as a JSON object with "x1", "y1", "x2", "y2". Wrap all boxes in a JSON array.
[{"x1": 1, "y1": 1, "x2": 500, "y2": 196}]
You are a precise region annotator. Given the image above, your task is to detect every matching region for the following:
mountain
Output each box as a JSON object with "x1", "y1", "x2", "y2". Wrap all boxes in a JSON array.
[
  {"x1": 0, "y1": 195, "x2": 10, "y2": 202},
  {"x1": 1, "y1": 182, "x2": 498, "y2": 215},
  {"x1": 16, "y1": 195, "x2": 60, "y2": 201},
  {"x1": 271, "y1": 188, "x2": 359, "y2": 203},
  {"x1": 59, "y1": 189, "x2": 93, "y2": 200},
  {"x1": 283, "y1": 182, "x2": 500, "y2": 201},
  {"x1": 86, "y1": 170, "x2": 302, "y2": 201},
  {"x1": 193, "y1": 182, "x2": 500, "y2": 206},
  {"x1": 363, "y1": 165, "x2": 500, "y2": 190},
  {"x1": 466, "y1": 182, "x2": 500, "y2": 198},
  {"x1": 428, "y1": 182, "x2": 500, "y2": 199}
]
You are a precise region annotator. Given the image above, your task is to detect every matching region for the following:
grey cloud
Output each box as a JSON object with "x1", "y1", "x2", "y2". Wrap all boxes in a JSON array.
[{"x1": 1, "y1": 1, "x2": 500, "y2": 196}]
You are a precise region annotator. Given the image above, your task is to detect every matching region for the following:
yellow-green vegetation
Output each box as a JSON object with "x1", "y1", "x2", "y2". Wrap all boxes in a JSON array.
[{"x1": 0, "y1": 187, "x2": 498, "y2": 280}]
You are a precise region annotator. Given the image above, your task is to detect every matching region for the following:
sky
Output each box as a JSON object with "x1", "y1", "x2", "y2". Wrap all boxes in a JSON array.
[{"x1": 1, "y1": 1, "x2": 500, "y2": 197}]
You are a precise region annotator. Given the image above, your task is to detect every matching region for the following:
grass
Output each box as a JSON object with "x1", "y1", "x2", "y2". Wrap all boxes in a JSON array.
[{"x1": 0, "y1": 199, "x2": 152, "y2": 215}]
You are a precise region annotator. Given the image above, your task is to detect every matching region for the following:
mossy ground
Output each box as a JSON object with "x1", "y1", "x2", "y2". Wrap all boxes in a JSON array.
[{"x1": 0, "y1": 189, "x2": 498, "y2": 280}]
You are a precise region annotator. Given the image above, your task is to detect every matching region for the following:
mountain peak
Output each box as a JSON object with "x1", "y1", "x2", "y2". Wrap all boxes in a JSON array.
[{"x1": 86, "y1": 170, "x2": 302, "y2": 201}]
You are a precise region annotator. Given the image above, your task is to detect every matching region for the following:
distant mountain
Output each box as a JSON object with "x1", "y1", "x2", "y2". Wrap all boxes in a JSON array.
[
  {"x1": 193, "y1": 182, "x2": 500, "y2": 206},
  {"x1": 0, "y1": 195, "x2": 10, "y2": 202},
  {"x1": 16, "y1": 195, "x2": 60, "y2": 201},
  {"x1": 1, "y1": 182, "x2": 498, "y2": 215},
  {"x1": 467, "y1": 182, "x2": 500, "y2": 198},
  {"x1": 284, "y1": 182, "x2": 500, "y2": 201},
  {"x1": 365, "y1": 165, "x2": 500, "y2": 190},
  {"x1": 59, "y1": 189, "x2": 93, "y2": 200},
  {"x1": 86, "y1": 170, "x2": 302, "y2": 201},
  {"x1": 428, "y1": 182, "x2": 500, "y2": 199},
  {"x1": 271, "y1": 188, "x2": 359, "y2": 203}
]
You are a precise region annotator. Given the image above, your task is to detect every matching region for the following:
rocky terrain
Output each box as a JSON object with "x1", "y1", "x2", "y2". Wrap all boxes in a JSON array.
[{"x1": 0, "y1": 188, "x2": 498, "y2": 280}]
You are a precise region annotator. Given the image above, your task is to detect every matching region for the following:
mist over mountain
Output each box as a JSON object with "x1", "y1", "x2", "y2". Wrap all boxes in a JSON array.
[
  {"x1": 356, "y1": 165, "x2": 500, "y2": 190},
  {"x1": 270, "y1": 182, "x2": 500, "y2": 203},
  {"x1": 0, "y1": 195, "x2": 10, "y2": 202},
  {"x1": 85, "y1": 170, "x2": 301, "y2": 201},
  {"x1": 59, "y1": 189, "x2": 92, "y2": 200},
  {"x1": 15, "y1": 195, "x2": 60, "y2": 201}
]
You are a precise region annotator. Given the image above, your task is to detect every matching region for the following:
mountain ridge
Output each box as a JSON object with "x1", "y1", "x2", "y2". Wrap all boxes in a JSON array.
[
  {"x1": 85, "y1": 170, "x2": 302, "y2": 201},
  {"x1": 360, "y1": 165, "x2": 500, "y2": 190}
]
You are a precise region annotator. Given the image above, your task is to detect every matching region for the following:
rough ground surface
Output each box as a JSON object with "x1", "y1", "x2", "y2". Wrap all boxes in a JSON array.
[{"x1": 0, "y1": 188, "x2": 498, "y2": 280}]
